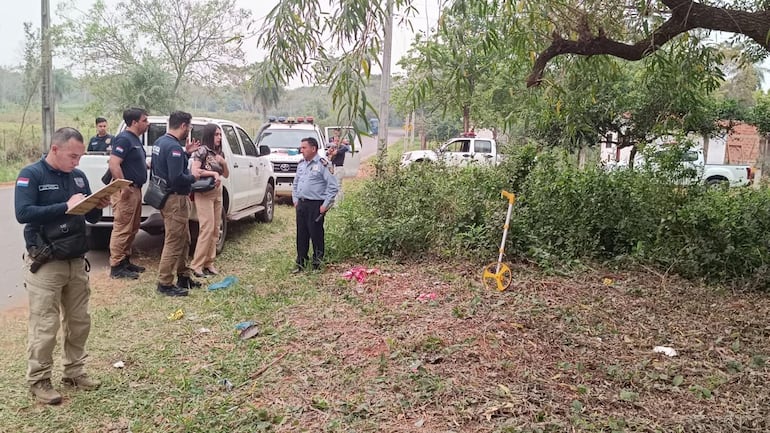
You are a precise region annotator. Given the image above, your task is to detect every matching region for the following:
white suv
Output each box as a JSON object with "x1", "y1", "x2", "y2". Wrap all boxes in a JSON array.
[
  {"x1": 77, "y1": 116, "x2": 275, "y2": 253},
  {"x1": 256, "y1": 116, "x2": 326, "y2": 198}
]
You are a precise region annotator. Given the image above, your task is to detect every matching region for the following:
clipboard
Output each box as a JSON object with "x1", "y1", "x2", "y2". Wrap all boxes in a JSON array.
[{"x1": 66, "y1": 178, "x2": 133, "y2": 215}]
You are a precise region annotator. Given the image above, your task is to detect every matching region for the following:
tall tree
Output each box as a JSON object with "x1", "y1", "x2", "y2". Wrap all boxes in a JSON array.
[
  {"x1": 259, "y1": 0, "x2": 770, "y2": 112},
  {"x1": 450, "y1": 0, "x2": 770, "y2": 87},
  {"x1": 397, "y1": 10, "x2": 500, "y2": 133},
  {"x1": 58, "y1": 0, "x2": 253, "y2": 99},
  {"x1": 258, "y1": 0, "x2": 417, "y2": 127}
]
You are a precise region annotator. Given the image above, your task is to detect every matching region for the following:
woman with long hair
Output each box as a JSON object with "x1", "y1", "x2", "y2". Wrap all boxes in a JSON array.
[{"x1": 190, "y1": 123, "x2": 229, "y2": 277}]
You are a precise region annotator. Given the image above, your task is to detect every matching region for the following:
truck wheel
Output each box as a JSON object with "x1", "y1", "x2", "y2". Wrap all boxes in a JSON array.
[
  {"x1": 257, "y1": 184, "x2": 274, "y2": 223},
  {"x1": 86, "y1": 226, "x2": 112, "y2": 250},
  {"x1": 707, "y1": 177, "x2": 728, "y2": 188},
  {"x1": 216, "y1": 207, "x2": 228, "y2": 254}
]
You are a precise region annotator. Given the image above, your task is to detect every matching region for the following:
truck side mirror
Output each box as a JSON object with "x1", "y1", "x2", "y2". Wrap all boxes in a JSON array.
[{"x1": 259, "y1": 145, "x2": 270, "y2": 156}]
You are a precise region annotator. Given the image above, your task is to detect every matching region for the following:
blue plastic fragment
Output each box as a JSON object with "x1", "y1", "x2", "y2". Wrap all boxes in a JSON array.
[
  {"x1": 234, "y1": 321, "x2": 255, "y2": 331},
  {"x1": 208, "y1": 276, "x2": 237, "y2": 291}
]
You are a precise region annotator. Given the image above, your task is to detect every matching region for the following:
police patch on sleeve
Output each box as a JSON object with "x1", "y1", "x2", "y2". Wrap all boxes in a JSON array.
[
  {"x1": 74, "y1": 177, "x2": 85, "y2": 188},
  {"x1": 106, "y1": 138, "x2": 111, "y2": 144}
]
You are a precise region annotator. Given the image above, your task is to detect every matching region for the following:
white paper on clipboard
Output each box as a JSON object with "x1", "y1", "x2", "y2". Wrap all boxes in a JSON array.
[{"x1": 66, "y1": 179, "x2": 132, "y2": 215}]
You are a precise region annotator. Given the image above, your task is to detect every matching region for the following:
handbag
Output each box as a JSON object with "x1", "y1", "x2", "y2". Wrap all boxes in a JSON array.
[
  {"x1": 101, "y1": 167, "x2": 112, "y2": 185},
  {"x1": 191, "y1": 176, "x2": 216, "y2": 193},
  {"x1": 144, "y1": 173, "x2": 171, "y2": 210}
]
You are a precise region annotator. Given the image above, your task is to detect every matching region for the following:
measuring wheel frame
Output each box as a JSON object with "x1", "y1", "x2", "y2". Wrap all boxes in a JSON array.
[{"x1": 482, "y1": 262, "x2": 513, "y2": 291}]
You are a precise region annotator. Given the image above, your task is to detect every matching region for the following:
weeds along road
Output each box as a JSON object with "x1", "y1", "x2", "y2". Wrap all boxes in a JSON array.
[{"x1": 0, "y1": 127, "x2": 404, "y2": 311}]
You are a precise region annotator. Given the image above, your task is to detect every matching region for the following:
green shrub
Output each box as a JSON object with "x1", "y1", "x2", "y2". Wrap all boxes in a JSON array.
[{"x1": 329, "y1": 146, "x2": 770, "y2": 290}]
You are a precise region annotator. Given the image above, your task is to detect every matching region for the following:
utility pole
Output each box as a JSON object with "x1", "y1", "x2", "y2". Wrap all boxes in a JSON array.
[
  {"x1": 41, "y1": 0, "x2": 55, "y2": 152},
  {"x1": 376, "y1": 0, "x2": 393, "y2": 171}
]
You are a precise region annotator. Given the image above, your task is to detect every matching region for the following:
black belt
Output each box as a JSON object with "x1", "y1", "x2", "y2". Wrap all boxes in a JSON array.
[{"x1": 298, "y1": 198, "x2": 323, "y2": 202}]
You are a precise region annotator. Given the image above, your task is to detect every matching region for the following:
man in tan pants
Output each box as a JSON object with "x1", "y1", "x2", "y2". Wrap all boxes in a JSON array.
[
  {"x1": 108, "y1": 108, "x2": 150, "y2": 279},
  {"x1": 15, "y1": 127, "x2": 111, "y2": 404},
  {"x1": 150, "y1": 111, "x2": 202, "y2": 296}
]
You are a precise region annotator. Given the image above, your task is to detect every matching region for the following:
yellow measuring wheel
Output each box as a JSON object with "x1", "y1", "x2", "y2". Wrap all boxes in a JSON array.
[{"x1": 482, "y1": 190, "x2": 515, "y2": 291}]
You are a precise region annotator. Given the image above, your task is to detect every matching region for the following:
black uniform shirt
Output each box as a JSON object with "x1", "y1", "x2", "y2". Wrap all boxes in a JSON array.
[
  {"x1": 87, "y1": 134, "x2": 113, "y2": 152},
  {"x1": 14, "y1": 157, "x2": 102, "y2": 249},
  {"x1": 110, "y1": 130, "x2": 147, "y2": 187},
  {"x1": 151, "y1": 134, "x2": 195, "y2": 194}
]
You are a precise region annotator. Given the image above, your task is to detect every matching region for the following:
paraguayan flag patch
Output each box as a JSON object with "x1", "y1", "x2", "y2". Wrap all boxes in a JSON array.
[
  {"x1": 16, "y1": 177, "x2": 29, "y2": 187},
  {"x1": 115, "y1": 146, "x2": 125, "y2": 153},
  {"x1": 171, "y1": 150, "x2": 182, "y2": 157}
]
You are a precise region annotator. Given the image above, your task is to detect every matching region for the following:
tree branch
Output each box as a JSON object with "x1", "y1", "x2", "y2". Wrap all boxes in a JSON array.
[{"x1": 527, "y1": 1, "x2": 770, "y2": 87}]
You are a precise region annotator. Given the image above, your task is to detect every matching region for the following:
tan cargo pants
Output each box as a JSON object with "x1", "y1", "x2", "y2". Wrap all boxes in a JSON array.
[
  {"x1": 157, "y1": 194, "x2": 191, "y2": 286},
  {"x1": 109, "y1": 185, "x2": 142, "y2": 267},
  {"x1": 190, "y1": 185, "x2": 223, "y2": 272},
  {"x1": 25, "y1": 257, "x2": 91, "y2": 386}
]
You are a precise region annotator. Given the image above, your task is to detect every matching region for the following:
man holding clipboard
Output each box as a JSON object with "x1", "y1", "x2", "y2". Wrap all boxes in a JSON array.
[{"x1": 14, "y1": 127, "x2": 112, "y2": 404}]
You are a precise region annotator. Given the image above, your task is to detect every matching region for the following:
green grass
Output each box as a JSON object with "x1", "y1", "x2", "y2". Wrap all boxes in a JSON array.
[
  {"x1": 0, "y1": 206, "x2": 310, "y2": 432},
  {"x1": 2, "y1": 176, "x2": 770, "y2": 432}
]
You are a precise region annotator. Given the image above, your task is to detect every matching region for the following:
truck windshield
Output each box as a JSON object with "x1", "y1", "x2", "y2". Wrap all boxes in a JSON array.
[{"x1": 257, "y1": 129, "x2": 319, "y2": 150}]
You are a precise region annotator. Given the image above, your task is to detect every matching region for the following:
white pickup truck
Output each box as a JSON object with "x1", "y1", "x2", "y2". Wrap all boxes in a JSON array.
[
  {"x1": 401, "y1": 137, "x2": 502, "y2": 167},
  {"x1": 613, "y1": 148, "x2": 753, "y2": 187},
  {"x1": 77, "y1": 116, "x2": 275, "y2": 253}
]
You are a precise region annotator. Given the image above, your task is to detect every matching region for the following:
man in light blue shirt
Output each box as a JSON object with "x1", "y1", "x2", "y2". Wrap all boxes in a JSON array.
[{"x1": 292, "y1": 136, "x2": 339, "y2": 272}]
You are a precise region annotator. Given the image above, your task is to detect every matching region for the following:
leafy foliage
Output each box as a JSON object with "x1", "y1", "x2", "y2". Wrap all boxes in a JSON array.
[
  {"x1": 57, "y1": 0, "x2": 252, "y2": 100},
  {"x1": 331, "y1": 147, "x2": 770, "y2": 289}
]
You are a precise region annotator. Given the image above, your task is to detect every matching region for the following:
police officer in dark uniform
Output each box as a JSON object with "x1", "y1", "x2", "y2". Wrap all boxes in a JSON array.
[
  {"x1": 151, "y1": 111, "x2": 202, "y2": 296},
  {"x1": 292, "y1": 136, "x2": 339, "y2": 272},
  {"x1": 108, "y1": 108, "x2": 150, "y2": 279},
  {"x1": 87, "y1": 117, "x2": 113, "y2": 152},
  {"x1": 14, "y1": 127, "x2": 111, "y2": 405}
]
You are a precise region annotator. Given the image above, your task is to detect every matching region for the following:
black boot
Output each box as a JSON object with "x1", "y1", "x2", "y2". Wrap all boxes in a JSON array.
[
  {"x1": 124, "y1": 257, "x2": 145, "y2": 273},
  {"x1": 157, "y1": 283, "x2": 188, "y2": 297},
  {"x1": 110, "y1": 263, "x2": 139, "y2": 279},
  {"x1": 177, "y1": 275, "x2": 202, "y2": 290}
]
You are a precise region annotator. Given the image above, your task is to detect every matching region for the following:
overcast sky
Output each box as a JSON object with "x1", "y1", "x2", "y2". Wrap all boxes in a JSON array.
[{"x1": 0, "y1": 0, "x2": 440, "y2": 74}]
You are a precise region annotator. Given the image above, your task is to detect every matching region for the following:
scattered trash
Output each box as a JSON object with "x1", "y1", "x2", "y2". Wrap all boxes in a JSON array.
[
  {"x1": 112, "y1": 361, "x2": 125, "y2": 369},
  {"x1": 208, "y1": 276, "x2": 238, "y2": 291},
  {"x1": 197, "y1": 327, "x2": 211, "y2": 334},
  {"x1": 342, "y1": 266, "x2": 381, "y2": 284},
  {"x1": 219, "y1": 378, "x2": 233, "y2": 391},
  {"x1": 653, "y1": 346, "x2": 678, "y2": 357},
  {"x1": 602, "y1": 278, "x2": 614, "y2": 286},
  {"x1": 167, "y1": 309, "x2": 184, "y2": 321},
  {"x1": 414, "y1": 418, "x2": 425, "y2": 428},
  {"x1": 239, "y1": 324, "x2": 260, "y2": 340},
  {"x1": 234, "y1": 321, "x2": 255, "y2": 331},
  {"x1": 417, "y1": 292, "x2": 437, "y2": 302}
]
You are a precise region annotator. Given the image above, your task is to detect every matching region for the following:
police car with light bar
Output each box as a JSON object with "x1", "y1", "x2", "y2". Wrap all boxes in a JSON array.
[{"x1": 255, "y1": 116, "x2": 327, "y2": 198}]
